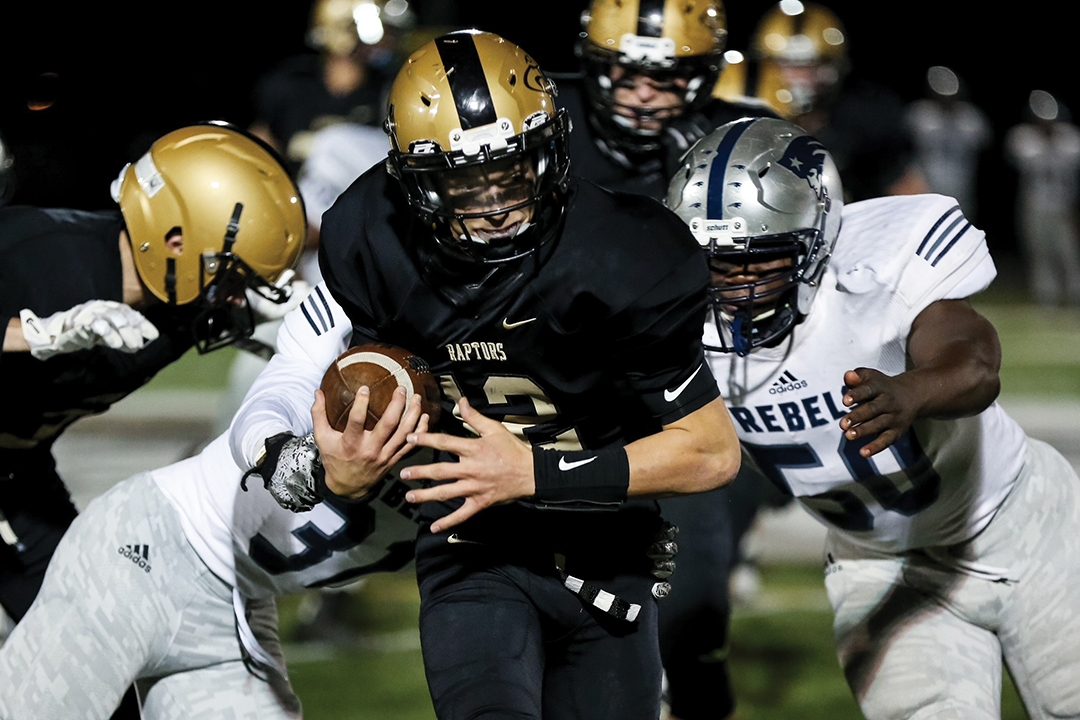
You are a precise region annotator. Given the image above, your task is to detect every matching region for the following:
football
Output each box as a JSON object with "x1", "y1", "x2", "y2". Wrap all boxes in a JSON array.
[{"x1": 320, "y1": 343, "x2": 443, "y2": 432}]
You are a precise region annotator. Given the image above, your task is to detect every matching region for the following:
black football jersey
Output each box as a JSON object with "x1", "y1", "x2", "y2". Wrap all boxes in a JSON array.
[
  {"x1": 0, "y1": 206, "x2": 198, "y2": 454},
  {"x1": 556, "y1": 76, "x2": 779, "y2": 201},
  {"x1": 318, "y1": 167, "x2": 721, "y2": 540},
  {"x1": 320, "y1": 167, "x2": 718, "y2": 448}
]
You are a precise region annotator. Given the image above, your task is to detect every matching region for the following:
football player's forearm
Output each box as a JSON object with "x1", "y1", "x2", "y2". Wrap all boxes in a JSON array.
[
  {"x1": 229, "y1": 355, "x2": 324, "y2": 469},
  {"x1": 907, "y1": 300, "x2": 1001, "y2": 419},
  {"x1": 625, "y1": 396, "x2": 741, "y2": 497},
  {"x1": 3, "y1": 317, "x2": 30, "y2": 352}
]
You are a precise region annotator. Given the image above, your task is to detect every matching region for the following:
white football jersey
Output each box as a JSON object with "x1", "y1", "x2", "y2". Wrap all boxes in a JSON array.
[
  {"x1": 708, "y1": 194, "x2": 1028, "y2": 552},
  {"x1": 154, "y1": 283, "x2": 425, "y2": 599}
]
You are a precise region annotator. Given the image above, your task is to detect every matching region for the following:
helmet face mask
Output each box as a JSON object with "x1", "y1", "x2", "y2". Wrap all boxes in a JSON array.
[
  {"x1": 578, "y1": 0, "x2": 727, "y2": 153},
  {"x1": 191, "y1": 246, "x2": 295, "y2": 354},
  {"x1": 666, "y1": 117, "x2": 843, "y2": 355},
  {"x1": 704, "y1": 234, "x2": 816, "y2": 354},
  {"x1": 385, "y1": 31, "x2": 571, "y2": 269}
]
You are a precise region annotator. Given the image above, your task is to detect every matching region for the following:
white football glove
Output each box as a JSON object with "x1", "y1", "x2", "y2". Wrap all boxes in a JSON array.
[
  {"x1": 20, "y1": 300, "x2": 160, "y2": 360},
  {"x1": 249, "y1": 269, "x2": 312, "y2": 324}
]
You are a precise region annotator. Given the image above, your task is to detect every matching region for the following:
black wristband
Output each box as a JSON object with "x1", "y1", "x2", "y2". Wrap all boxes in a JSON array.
[{"x1": 532, "y1": 446, "x2": 630, "y2": 506}]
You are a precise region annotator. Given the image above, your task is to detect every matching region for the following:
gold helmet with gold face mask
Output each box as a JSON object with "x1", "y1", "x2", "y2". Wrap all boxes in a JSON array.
[
  {"x1": 577, "y1": 0, "x2": 727, "y2": 152},
  {"x1": 384, "y1": 30, "x2": 571, "y2": 266},
  {"x1": 112, "y1": 122, "x2": 306, "y2": 352}
]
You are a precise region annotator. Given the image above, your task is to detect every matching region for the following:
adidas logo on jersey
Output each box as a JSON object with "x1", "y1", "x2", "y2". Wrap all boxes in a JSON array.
[
  {"x1": 118, "y1": 544, "x2": 152, "y2": 573},
  {"x1": 768, "y1": 370, "x2": 807, "y2": 395}
]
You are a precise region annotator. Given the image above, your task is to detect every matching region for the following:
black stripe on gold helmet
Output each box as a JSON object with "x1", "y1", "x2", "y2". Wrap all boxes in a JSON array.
[{"x1": 384, "y1": 30, "x2": 571, "y2": 265}]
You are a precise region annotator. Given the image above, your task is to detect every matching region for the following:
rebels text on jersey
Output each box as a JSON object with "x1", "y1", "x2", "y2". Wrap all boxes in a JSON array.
[
  {"x1": 708, "y1": 195, "x2": 1028, "y2": 552},
  {"x1": 315, "y1": 166, "x2": 720, "y2": 526}
]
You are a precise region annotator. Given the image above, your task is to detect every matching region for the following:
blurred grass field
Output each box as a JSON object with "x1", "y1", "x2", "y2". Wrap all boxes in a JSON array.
[
  {"x1": 273, "y1": 566, "x2": 1031, "y2": 719},
  {"x1": 145, "y1": 286, "x2": 1067, "y2": 718}
]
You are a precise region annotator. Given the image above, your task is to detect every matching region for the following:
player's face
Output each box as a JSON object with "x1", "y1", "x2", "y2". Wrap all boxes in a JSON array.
[
  {"x1": 710, "y1": 255, "x2": 795, "y2": 315},
  {"x1": 610, "y1": 65, "x2": 688, "y2": 132},
  {"x1": 775, "y1": 60, "x2": 841, "y2": 113},
  {"x1": 440, "y1": 156, "x2": 539, "y2": 245}
]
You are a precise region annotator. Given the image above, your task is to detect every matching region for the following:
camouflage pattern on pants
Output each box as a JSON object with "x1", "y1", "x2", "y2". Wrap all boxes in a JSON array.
[
  {"x1": 0, "y1": 473, "x2": 300, "y2": 720},
  {"x1": 824, "y1": 439, "x2": 1080, "y2": 720}
]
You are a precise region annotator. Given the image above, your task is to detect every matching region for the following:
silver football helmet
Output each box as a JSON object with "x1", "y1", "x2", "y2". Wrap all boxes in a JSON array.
[{"x1": 666, "y1": 117, "x2": 842, "y2": 355}]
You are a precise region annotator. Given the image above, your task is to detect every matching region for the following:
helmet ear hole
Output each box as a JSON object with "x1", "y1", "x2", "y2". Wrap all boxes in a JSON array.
[
  {"x1": 758, "y1": 163, "x2": 771, "y2": 178},
  {"x1": 164, "y1": 227, "x2": 183, "y2": 256}
]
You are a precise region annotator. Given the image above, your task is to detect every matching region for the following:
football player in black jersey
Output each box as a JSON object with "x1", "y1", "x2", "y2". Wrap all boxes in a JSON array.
[
  {"x1": 235, "y1": 30, "x2": 741, "y2": 720},
  {"x1": 249, "y1": 0, "x2": 414, "y2": 176},
  {"x1": 552, "y1": 3, "x2": 783, "y2": 718},
  {"x1": 556, "y1": 0, "x2": 779, "y2": 201},
  {"x1": 0, "y1": 123, "x2": 305, "y2": 624}
]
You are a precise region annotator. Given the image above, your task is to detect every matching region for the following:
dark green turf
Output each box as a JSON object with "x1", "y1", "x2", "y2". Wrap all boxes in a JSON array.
[{"x1": 279, "y1": 566, "x2": 1032, "y2": 719}]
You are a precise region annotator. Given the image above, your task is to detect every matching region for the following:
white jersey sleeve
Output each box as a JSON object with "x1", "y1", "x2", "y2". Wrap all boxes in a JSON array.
[
  {"x1": 229, "y1": 282, "x2": 351, "y2": 470},
  {"x1": 831, "y1": 194, "x2": 996, "y2": 324}
]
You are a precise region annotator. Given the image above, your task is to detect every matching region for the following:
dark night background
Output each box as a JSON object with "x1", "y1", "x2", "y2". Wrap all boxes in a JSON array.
[{"x1": 1, "y1": 0, "x2": 1072, "y2": 279}]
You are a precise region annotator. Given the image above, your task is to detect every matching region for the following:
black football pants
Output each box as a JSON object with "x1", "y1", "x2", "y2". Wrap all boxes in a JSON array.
[
  {"x1": 0, "y1": 468, "x2": 77, "y2": 621},
  {"x1": 657, "y1": 487, "x2": 737, "y2": 720},
  {"x1": 415, "y1": 527, "x2": 663, "y2": 720}
]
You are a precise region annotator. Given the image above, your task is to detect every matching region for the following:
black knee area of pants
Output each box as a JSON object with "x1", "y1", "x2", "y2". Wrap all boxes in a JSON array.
[{"x1": 0, "y1": 467, "x2": 78, "y2": 620}]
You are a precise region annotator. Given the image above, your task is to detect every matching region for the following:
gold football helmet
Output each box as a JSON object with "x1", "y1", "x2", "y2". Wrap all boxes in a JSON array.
[
  {"x1": 307, "y1": 0, "x2": 416, "y2": 56},
  {"x1": 750, "y1": 1, "x2": 848, "y2": 116},
  {"x1": 112, "y1": 122, "x2": 306, "y2": 351},
  {"x1": 577, "y1": 0, "x2": 727, "y2": 152},
  {"x1": 384, "y1": 30, "x2": 571, "y2": 265},
  {"x1": 711, "y1": 50, "x2": 796, "y2": 120}
]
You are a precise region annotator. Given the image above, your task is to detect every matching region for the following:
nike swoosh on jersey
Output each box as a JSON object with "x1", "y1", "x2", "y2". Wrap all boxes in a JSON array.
[
  {"x1": 446, "y1": 534, "x2": 484, "y2": 545},
  {"x1": 558, "y1": 456, "x2": 598, "y2": 471},
  {"x1": 664, "y1": 364, "x2": 704, "y2": 403},
  {"x1": 502, "y1": 317, "x2": 537, "y2": 329}
]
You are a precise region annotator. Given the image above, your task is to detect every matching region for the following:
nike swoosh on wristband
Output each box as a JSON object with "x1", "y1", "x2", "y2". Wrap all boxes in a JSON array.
[
  {"x1": 559, "y1": 456, "x2": 598, "y2": 471},
  {"x1": 664, "y1": 364, "x2": 704, "y2": 403},
  {"x1": 502, "y1": 317, "x2": 537, "y2": 329}
]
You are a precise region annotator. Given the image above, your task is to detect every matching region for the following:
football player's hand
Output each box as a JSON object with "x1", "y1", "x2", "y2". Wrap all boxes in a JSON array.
[
  {"x1": 249, "y1": 269, "x2": 311, "y2": 323},
  {"x1": 839, "y1": 368, "x2": 920, "y2": 457},
  {"x1": 313, "y1": 385, "x2": 429, "y2": 499},
  {"x1": 19, "y1": 300, "x2": 159, "y2": 360},
  {"x1": 400, "y1": 398, "x2": 535, "y2": 533}
]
